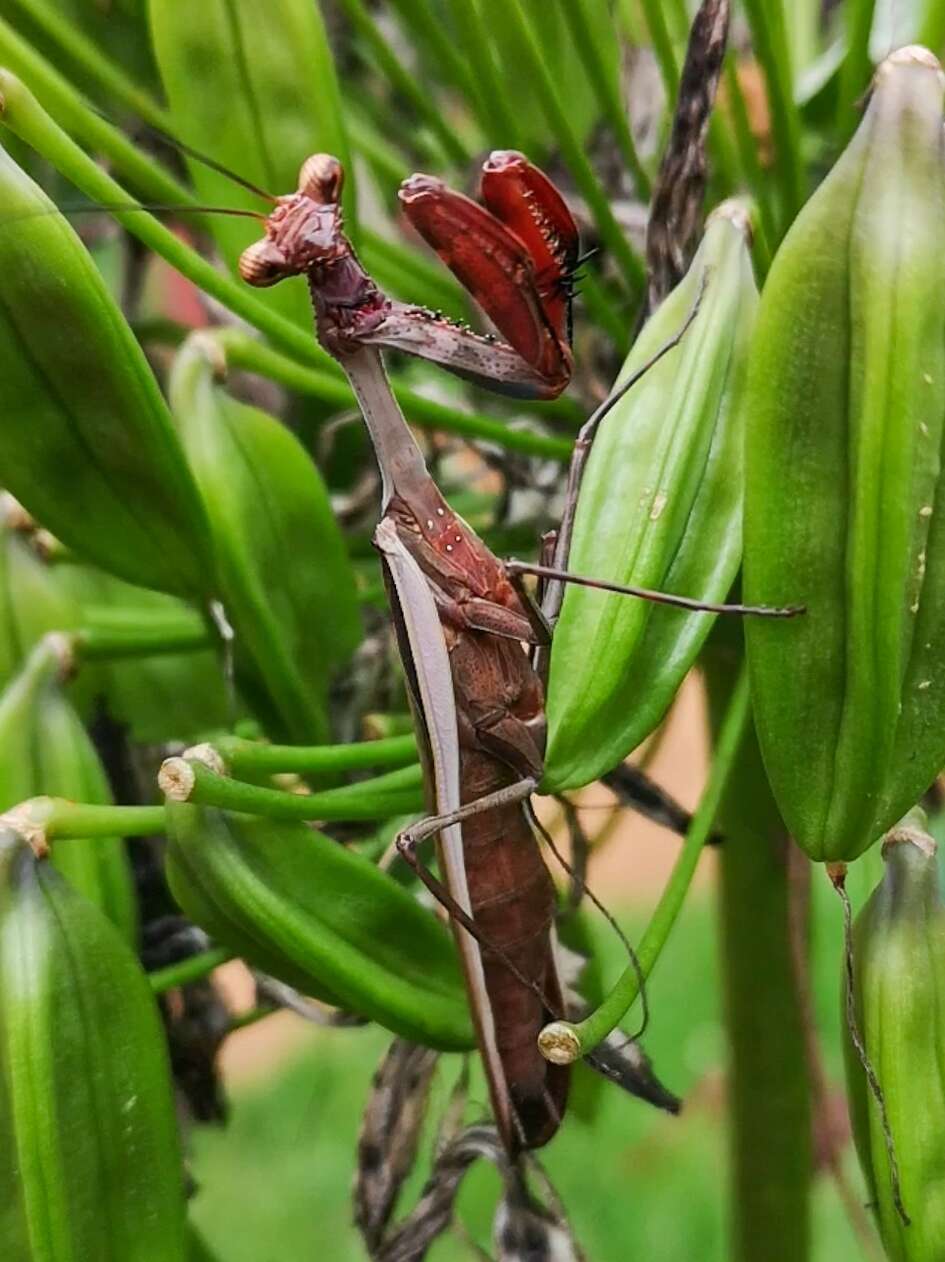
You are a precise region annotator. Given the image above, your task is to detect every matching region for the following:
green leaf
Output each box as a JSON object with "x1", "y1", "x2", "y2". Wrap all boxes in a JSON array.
[{"x1": 0, "y1": 143, "x2": 213, "y2": 597}]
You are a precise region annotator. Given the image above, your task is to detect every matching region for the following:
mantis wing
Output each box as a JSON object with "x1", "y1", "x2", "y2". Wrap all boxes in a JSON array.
[{"x1": 373, "y1": 518, "x2": 513, "y2": 1145}]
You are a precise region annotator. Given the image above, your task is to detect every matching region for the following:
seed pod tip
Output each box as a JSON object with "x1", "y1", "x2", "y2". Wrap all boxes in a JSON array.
[
  {"x1": 158, "y1": 757, "x2": 195, "y2": 802},
  {"x1": 538, "y1": 1021, "x2": 581, "y2": 1065}
]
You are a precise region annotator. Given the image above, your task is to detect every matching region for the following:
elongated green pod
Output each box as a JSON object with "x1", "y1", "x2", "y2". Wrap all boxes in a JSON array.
[
  {"x1": 149, "y1": 0, "x2": 354, "y2": 330},
  {"x1": 744, "y1": 47, "x2": 945, "y2": 861},
  {"x1": 0, "y1": 143, "x2": 212, "y2": 598},
  {"x1": 169, "y1": 336, "x2": 360, "y2": 744},
  {"x1": 844, "y1": 811, "x2": 945, "y2": 1260},
  {"x1": 0, "y1": 638, "x2": 136, "y2": 940},
  {"x1": 0, "y1": 827, "x2": 186, "y2": 1260},
  {"x1": 544, "y1": 203, "x2": 757, "y2": 791},
  {"x1": 164, "y1": 800, "x2": 474, "y2": 1051}
]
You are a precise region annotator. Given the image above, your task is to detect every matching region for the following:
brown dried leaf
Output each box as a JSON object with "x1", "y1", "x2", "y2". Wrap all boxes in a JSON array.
[
  {"x1": 645, "y1": 0, "x2": 731, "y2": 307},
  {"x1": 354, "y1": 1039, "x2": 439, "y2": 1254}
]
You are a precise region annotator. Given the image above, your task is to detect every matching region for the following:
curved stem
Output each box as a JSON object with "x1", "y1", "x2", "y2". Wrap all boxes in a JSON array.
[
  {"x1": 213, "y1": 733, "x2": 418, "y2": 777},
  {"x1": 552, "y1": 665, "x2": 750, "y2": 1056},
  {"x1": 148, "y1": 946, "x2": 233, "y2": 995},
  {"x1": 7, "y1": 798, "x2": 165, "y2": 841},
  {"x1": 707, "y1": 654, "x2": 812, "y2": 1262},
  {"x1": 740, "y1": 0, "x2": 805, "y2": 229},
  {"x1": 160, "y1": 758, "x2": 425, "y2": 822},
  {"x1": 7, "y1": 0, "x2": 174, "y2": 132},
  {"x1": 215, "y1": 330, "x2": 574, "y2": 461},
  {"x1": 74, "y1": 610, "x2": 213, "y2": 659}
]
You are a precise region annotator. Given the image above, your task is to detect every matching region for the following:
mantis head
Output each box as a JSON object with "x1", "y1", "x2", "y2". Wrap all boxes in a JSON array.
[{"x1": 239, "y1": 154, "x2": 347, "y2": 288}]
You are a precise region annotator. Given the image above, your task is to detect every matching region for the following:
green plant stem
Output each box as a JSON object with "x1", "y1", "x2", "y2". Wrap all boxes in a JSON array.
[
  {"x1": 704, "y1": 640, "x2": 811, "y2": 1262},
  {"x1": 149, "y1": 946, "x2": 234, "y2": 995},
  {"x1": 388, "y1": 0, "x2": 487, "y2": 140},
  {"x1": 564, "y1": 665, "x2": 750, "y2": 1054},
  {"x1": 503, "y1": 0, "x2": 646, "y2": 297},
  {"x1": 445, "y1": 0, "x2": 523, "y2": 146},
  {"x1": 836, "y1": 0, "x2": 876, "y2": 140},
  {"x1": 639, "y1": 0, "x2": 680, "y2": 102},
  {"x1": 576, "y1": 271, "x2": 629, "y2": 352},
  {"x1": 6, "y1": 0, "x2": 174, "y2": 132},
  {"x1": 74, "y1": 612, "x2": 213, "y2": 660},
  {"x1": 0, "y1": 70, "x2": 335, "y2": 371},
  {"x1": 561, "y1": 0, "x2": 651, "y2": 197},
  {"x1": 335, "y1": 0, "x2": 469, "y2": 166},
  {"x1": 214, "y1": 330, "x2": 574, "y2": 461},
  {"x1": 0, "y1": 18, "x2": 209, "y2": 222},
  {"x1": 741, "y1": 0, "x2": 806, "y2": 228},
  {"x1": 164, "y1": 759, "x2": 425, "y2": 822},
  {"x1": 723, "y1": 56, "x2": 777, "y2": 267},
  {"x1": 213, "y1": 733, "x2": 418, "y2": 778},
  {"x1": 13, "y1": 798, "x2": 165, "y2": 840}
]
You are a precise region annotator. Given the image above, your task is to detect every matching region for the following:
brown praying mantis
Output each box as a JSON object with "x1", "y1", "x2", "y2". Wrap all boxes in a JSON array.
[{"x1": 237, "y1": 150, "x2": 795, "y2": 1154}]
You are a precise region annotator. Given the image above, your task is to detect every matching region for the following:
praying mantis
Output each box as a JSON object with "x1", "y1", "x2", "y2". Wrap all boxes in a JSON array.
[{"x1": 237, "y1": 149, "x2": 790, "y2": 1153}]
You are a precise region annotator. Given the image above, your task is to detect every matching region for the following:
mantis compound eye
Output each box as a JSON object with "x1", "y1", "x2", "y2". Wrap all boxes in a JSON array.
[
  {"x1": 298, "y1": 153, "x2": 344, "y2": 205},
  {"x1": 238, "y1": 238, "x2": 292, "y2": 287}
]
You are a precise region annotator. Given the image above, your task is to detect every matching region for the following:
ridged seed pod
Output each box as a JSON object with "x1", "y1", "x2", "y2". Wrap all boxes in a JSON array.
[
  {"x1": 0, "y1": 827, "x2": 186, "y2": 1259},
  {"x1": 169, "y1": 337, "x2": 361, "y2": 744},
  {"x1": 164, "y1": 800, "x2": 474, "y2": 1051},
  {"x1": 544, "y1": 202, "x2": 757, "y2": 791},
  {"x1": 744, "y1": 47, "x2": 945, "y2": 861},
  {"x1": 844, "y1": 811, "x2": 945, "y2": 1260}
]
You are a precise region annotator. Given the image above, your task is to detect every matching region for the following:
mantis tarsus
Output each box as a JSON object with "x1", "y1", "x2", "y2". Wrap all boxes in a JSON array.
[{"x1": 237, "y1": 150, "x2": 794, "y2": 1154}]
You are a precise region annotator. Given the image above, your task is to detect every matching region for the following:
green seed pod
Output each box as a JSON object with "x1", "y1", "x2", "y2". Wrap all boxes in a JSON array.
[
  {"x1": 164, "y1": 799, "x2": 474, "y2": 1051},
  {"x1": 149, "y1": 0, "x2": 355, "y2": 330},
  {"x1": 844, "y1": 810, "x2": 945, "y2": 1260},
  {"x1": 744, "y1": 47, "x2": 945, "y2": 861},
  {"x1": 544, "y1": 203, "x2": 757, "y2": 791},
  {"x1": 0, "y1": 637, "x2": 137, "y2": 941},
  {"x1": 0, "y1": 143, "x2": 213, "y2": 599},
  {"x1": 0, "y1": 827, "x2": 186, "y2": 1259},
  {"x1": 169, "y1": 336, "x2": 360, "y2": 744},
  {"x1": 56, "y1": 562, "x2": 233, "y2": 744}
]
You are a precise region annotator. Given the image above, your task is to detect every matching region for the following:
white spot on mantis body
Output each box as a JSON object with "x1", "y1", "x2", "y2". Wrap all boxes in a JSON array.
[
  {"x1": 920, "y1": 505, "x2": 933, "y2": 518},
  {"x1": 446, "y1": 544, "x2": 453, "y2": 552},
  {"x1": 919, "y1": 680, "x2": 932, "y2": 690},
  {"x1": 426, "y1": 519, "x2": 434, "y2": 529},
  {"x1": 911, "y1": 601, "x2": 920, "y2": 614},
  {"x1": 924, "y1": 372, "x2": 934, "y2": 385},
  {"x1": 918, "y1": 550, "x2": 927, "y2": 580},
  {"x1": 650, "y1": 491, "x2": 668, "y2": 520},
  {"x1": 436, "y1": 507, "x2": 445, "y2": 516},
  {"x1": 921, "y1": 422, "x2": 930, "y2": 437}
]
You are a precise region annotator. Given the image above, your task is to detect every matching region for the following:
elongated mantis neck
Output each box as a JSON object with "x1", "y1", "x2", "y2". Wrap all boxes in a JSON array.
[{"x1": 337, "y1": 345, "x2": 431, "y2": 510}]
